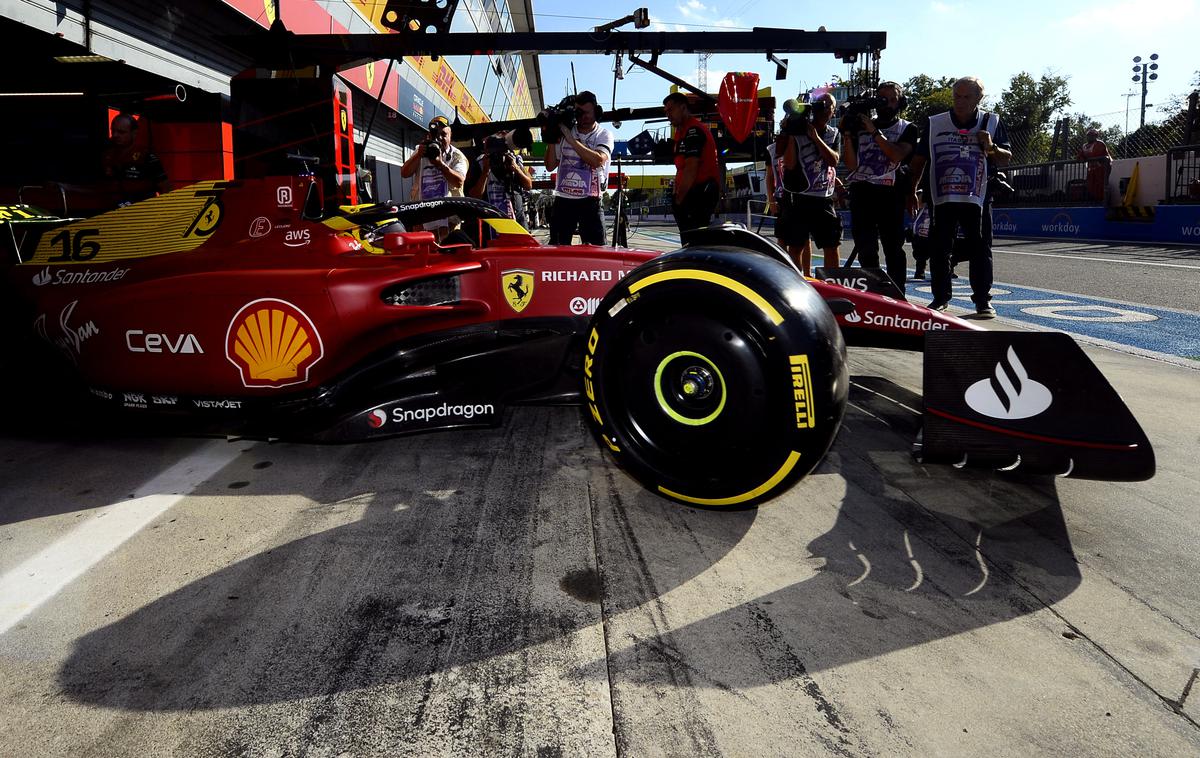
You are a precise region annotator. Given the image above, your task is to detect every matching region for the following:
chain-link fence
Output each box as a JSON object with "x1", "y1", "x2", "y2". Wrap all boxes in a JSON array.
[{"x1": 1006, "y1": 109, "x2": 1194, "y2": 164}]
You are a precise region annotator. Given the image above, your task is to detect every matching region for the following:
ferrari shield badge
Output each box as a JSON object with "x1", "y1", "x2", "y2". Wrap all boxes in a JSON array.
[
  {"x1": 226, "y1": 298, "x2": 324, "y2": 388},
  {"x1": 502, "y1": 268, "x2": 535, "y2": 313},
  {"x1": 718, "y1": 72, "x2": 760, "y2": 144}
]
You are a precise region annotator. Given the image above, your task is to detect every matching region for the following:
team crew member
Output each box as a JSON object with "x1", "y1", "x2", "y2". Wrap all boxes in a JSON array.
[
  {"x1": 545, "y1": 90, "x2": 614, "y2": 245},
  {"x1": 102, "y1": 113, "x2": 169, "y2": 206},
  {"x1": 916, "y1": 76, "x2": 1011, "y2": 317},
  {"x1": 401, "y1": 116, "x2": 468, "y2": 239},
  {"x1": 663, "y1": 92, "x2": 720, "y2": 234},
  {"x1": 782, "y1": 91, "x2": 841, "y2": 275},
  {"x1": 842, "y1": 81, "x2": 918, "y2": 290}
]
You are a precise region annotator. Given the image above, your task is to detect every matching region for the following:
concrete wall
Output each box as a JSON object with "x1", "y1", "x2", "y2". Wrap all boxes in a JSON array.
[{"x1": 1109, "y1": 156, "x2": 1168, "y2": 206}]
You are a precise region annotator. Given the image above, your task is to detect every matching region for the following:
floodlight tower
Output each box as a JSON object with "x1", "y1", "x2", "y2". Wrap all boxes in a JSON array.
[{"x1": 1131, "y1": 54, "x2": 1160, "y2": 129}]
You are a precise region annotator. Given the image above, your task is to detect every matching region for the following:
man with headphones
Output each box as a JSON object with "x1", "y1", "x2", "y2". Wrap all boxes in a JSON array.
[
  {"x1": 545, "y1": 90, "x2": 614, "y2": 245},
  {"x1": 842, "y1": 80, "x2": 919, "y2": 290}
]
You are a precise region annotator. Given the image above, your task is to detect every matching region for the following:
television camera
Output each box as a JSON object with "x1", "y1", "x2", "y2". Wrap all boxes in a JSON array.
[
  {"x1": 537, "y1": 95, "x2": 580, "y2": 143},
  {"x1": 781, "y1": 96, "x2": 832, "y2": 135}
]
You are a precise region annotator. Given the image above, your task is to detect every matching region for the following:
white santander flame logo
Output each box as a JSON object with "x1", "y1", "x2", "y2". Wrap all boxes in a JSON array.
[
  {"x1": 964, "y1": 346, "x2": 1053, "y2": 420},
  {"x1": 842, "y1": 309, "x2": 861, "y2": 323}
]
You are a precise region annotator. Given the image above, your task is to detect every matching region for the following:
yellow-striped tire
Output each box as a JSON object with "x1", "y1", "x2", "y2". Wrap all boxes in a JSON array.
[{"x1": 583, "y1": 249, "x2": 847, "y2": 508}]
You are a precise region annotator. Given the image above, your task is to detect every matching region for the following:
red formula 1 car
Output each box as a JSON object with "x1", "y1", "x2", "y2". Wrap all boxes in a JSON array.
[{"x1": 1, "y1": 175, "x2": 1154, "y2": 507}]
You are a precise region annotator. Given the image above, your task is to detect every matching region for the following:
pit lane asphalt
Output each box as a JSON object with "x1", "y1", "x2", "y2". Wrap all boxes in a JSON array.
[{"x1": 1, "y1": 228, "x2": 1198, "y2": 756}]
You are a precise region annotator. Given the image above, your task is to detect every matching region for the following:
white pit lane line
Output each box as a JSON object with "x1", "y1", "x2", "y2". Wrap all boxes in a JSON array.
[{"x1": 0, "y1": 440, "x2": 249, "y2": 635}]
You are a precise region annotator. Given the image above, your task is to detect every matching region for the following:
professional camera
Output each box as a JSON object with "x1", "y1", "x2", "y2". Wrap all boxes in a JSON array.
[
  {"x1": 781, "y1": 96, "x2": 831, "y2": 135},
  {"x1": 422, "y1": 141, "x2": 442, "y2": 161},
  {"x1": 536, "y1": 95, "x2": 578, "y2": 143},
  {"x1": 484, "y1": 135, "x2": 515, "y2": 179},
  {"x1": 837, "y1": 93, "x2": 889, "y2": 134}
]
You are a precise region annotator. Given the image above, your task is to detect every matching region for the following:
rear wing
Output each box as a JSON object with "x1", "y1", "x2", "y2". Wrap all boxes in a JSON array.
[{"x1": 918, "y1": 331, "x2": 1154, "y2": 481}]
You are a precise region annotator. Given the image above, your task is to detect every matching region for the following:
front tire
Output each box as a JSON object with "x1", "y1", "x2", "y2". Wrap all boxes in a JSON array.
[{"x1": 583, "y1": 248, "x2": 847, "y2": 507}]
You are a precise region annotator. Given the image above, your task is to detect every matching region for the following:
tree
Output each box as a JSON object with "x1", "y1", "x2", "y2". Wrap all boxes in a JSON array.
[
  {"x1": 995, "y1": 72, "x2": 1073, "y2": 164},
  {"x1": 1158, "y1": 70, "x2": 1200, "y2": 116},
  {"x1": 901, "y1": 74, "x2": 956, "y2": 130}
]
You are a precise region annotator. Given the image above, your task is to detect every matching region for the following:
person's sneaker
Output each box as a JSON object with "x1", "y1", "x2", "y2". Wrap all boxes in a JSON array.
[
  {"x1": 949, "y1": 267, "x2": 959, "y2": 279},
  {"x1": 929, "y1": 300, "x2": 950, "y2": 312},
  {"x1": 975, "y1": 304, "x2": 996, "y2": 319},
  {"x1": 913, "y1": 264, "x2": 926, "y2": 279}
]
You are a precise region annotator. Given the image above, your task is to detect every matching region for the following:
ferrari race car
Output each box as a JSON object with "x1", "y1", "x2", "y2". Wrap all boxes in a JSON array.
[{"x1": 0, "y1": 176, "x2": 1154, "y2": 507}]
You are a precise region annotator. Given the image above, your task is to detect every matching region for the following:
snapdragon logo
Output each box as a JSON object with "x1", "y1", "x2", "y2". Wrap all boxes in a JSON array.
[
  {"x1": 1040, "y1": 212, "x2": 1080, "y2": 235},
  {"x1": 964, "y1": 346, "x2": 1052, "y2": 420},
  {"x1": 993, "y1": 213, "x2": 1017, "y2": 234},
  {"x1": 380, "y1": 402, "x2": 496, "y2": 427}
]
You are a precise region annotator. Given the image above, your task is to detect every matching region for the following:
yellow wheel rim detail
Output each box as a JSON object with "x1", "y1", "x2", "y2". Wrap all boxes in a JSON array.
[{"x1": 653, "y1": 351, "x2": 726, "y2": 426}]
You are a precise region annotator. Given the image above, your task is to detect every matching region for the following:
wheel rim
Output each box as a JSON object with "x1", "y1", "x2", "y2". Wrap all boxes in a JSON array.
[
  {"x1": 607, "y1": 306, "x2": 784, "y2": 482},
  {"x1": 652, "y1": 351, "x2": 727, "y2": 426}
]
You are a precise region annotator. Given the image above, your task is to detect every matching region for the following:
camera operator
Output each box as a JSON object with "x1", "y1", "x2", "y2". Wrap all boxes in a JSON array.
[
  {"x1": 663, "y1": 92, "x2": 721, "y2": 235},
  {"x1": 911, "y1": 76, "x2": 1011, "y2": 318},
  {"x1": 781, "y1": 91, "x2": 841, "y2": 275},
  {"x1": 842, "y1": 81, "x2": 918, "y2": 290},
  {"x1": 469, "y1": 133, "x2": 534, "y2": 227},
  {"x1": 544, "y1": 90, "x2": 614, "y2": 245},
  {"x1": 401, "y1": 116, "x2": 468, "y2": 238}
]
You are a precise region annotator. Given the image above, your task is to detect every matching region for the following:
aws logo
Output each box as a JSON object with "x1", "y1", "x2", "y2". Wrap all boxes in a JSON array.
[
  {"x1": 225, "y1": 299, "x2": 324, "y2": 388},
  {"x1": 283, "y1": 229, "x2": 311, "y2": 247}
]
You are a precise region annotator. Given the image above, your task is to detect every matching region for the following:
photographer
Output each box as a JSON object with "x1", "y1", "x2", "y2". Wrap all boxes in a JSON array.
[
  {"x1": 842, "y1": 81, "x2": 918, "y2": 290},
  {"x1": 913, "y1": 76, "x2": 1011, "y2": 318},
  {"x1": 781, "y1": 91, "x2": 841, "y2": 275},
  {"x1": 469, "y1": 132, "x2": 534, "y2": 226},
  {"x1": 401, "y1": 116, "x2": 468, "y2": 238},
  {"x1": 663, "y1": 92, "x2": 721, "y2": 234},
  {"x1": 544, "y1": 90, "x2": 614, "y2": 245}
]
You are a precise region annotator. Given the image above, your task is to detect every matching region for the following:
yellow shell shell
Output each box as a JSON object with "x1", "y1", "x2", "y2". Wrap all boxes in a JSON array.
[{"x1": 232, "y1": 307, "x2": 314, "y2": 382}]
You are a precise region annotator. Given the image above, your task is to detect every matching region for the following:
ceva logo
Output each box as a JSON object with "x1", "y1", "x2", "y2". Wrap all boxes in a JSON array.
[
  {"x1": 964, "y1": 346, "x2": 1053, "y2": 420},
  {"x1": 1040, "y1": 212, "x2": 1080, "y2": 236}
]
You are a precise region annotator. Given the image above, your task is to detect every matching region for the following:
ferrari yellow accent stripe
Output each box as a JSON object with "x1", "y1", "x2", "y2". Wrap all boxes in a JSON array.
[
  {"x1": 25, "y1": 181, "x2": 228, "y2": 264},
  {"x1": 629, "y1": 269, "x2": 783, "y2": 325},
  {"x1": 483, "y1": 218, "x2": 533, "y2": 236},
  {"x1": 657, "y1": 451, "x2": 801, "y2": 506}
]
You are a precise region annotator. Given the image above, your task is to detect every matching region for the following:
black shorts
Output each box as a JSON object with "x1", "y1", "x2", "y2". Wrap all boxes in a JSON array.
[{"x1": 778, "y1": 193, "x2": 842, "y2": 248}]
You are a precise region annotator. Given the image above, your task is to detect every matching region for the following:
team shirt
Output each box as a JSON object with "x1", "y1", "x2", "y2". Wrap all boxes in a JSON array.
[
  {"x1": 672, "y1": 116, "x2": 720, "y2": 187},
  {"x1": 553, "y1": 124, "x2": 614, "y2": 199}
]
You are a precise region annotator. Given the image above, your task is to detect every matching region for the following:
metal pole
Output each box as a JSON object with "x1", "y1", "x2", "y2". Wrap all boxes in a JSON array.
[{"x1": 1140, "y1": 74, "x2": 1148, "y2": 129}]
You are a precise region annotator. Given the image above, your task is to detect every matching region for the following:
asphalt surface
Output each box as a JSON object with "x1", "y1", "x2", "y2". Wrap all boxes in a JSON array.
[{"x1": 1, "y1": 226, "x2": 1198, "y2": 756}]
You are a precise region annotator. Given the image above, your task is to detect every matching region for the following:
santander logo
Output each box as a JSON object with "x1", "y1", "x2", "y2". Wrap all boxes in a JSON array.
[
  {"x1": 368, "y1": 409, "x2": 388, "y2": 428},
  {"x1": 964, "y1": 346, "x2": 1053, "y2": 420},
  {"x1": 843, "y1": 309, "x2": 862, "y2": 323}
]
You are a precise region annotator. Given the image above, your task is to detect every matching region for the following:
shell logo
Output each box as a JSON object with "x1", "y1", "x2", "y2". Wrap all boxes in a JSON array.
[{"x1": 225, "y1": 299, "x2": 324, "y2": 388}]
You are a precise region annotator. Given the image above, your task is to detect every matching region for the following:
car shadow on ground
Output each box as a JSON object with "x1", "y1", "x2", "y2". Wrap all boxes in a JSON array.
[
  {"x1": 593, "y1": 375, "x2": 1081, "y2": 686},
  {"x1": 54, "y1": 378, "x2": 1080, "y2": 709}
]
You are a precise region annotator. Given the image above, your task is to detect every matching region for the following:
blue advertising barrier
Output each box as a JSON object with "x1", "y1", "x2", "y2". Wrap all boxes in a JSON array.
[{"x1": 838, "y1": 206, "x2": 1200, "y2": 245}]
